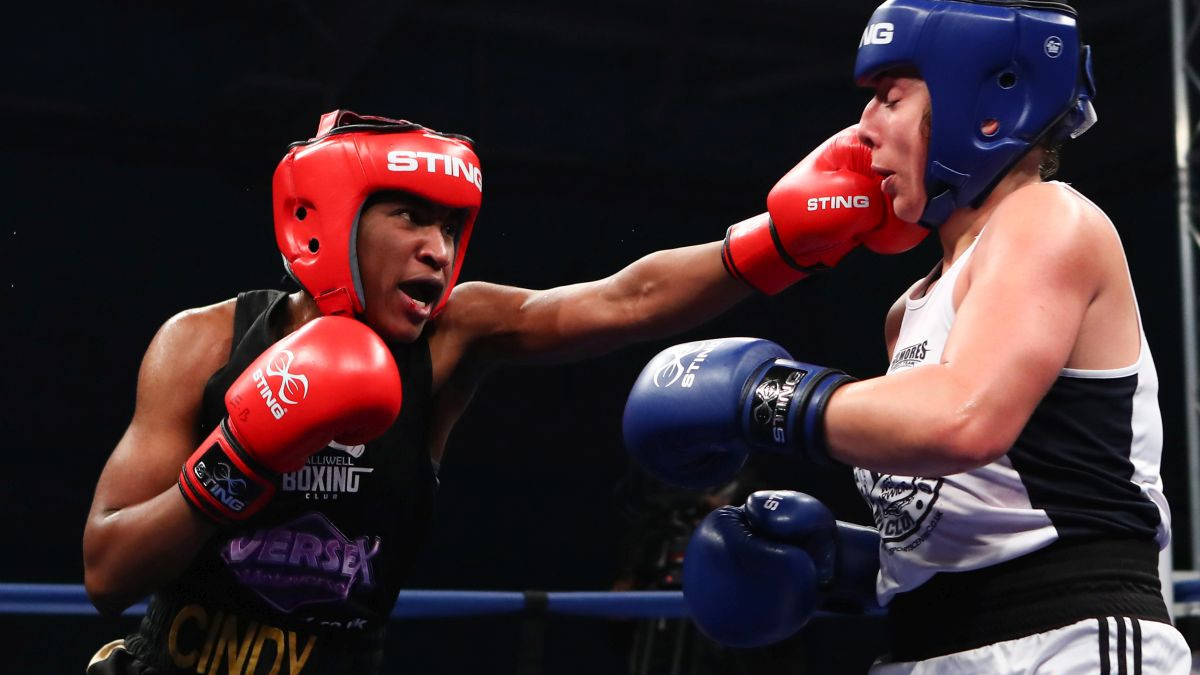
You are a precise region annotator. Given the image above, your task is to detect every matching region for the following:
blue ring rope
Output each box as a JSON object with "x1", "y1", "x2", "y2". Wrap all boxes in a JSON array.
[
  {"x1": 1, "y1": 580, "x2": 1194, "y2": 619},
  {"x1": 0, "y1": 584, "x2": 691, "y2": 619}
]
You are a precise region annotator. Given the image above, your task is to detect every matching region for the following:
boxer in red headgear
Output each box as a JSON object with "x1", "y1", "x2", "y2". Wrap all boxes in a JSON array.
[
  {"x1": 82, "y1": 110, "x2": 923, "y2": 674},
  {"x1": 272, "y1": 112, "x2": 483, "y2": 319}
]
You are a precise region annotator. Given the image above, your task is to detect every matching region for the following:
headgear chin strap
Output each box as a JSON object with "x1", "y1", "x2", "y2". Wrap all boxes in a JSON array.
[
  {"x1": 855, "y1": 0, "x2": 1097, "y2": 228},
  {"x1": 272, "y1": 110, "x2": 483, "y2": 317}
]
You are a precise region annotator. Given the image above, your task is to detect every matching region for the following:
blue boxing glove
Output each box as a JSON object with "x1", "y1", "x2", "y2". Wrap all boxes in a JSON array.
[
  {"x1": 622, "y1": 338, "x2": 853, "y2": 488},
  {"x1": 682, "y1": 490, "x2": 881, "y2": 648}
]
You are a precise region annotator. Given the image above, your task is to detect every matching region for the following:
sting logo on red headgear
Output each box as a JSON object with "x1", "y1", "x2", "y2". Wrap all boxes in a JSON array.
[{"x1": 273, "y1": 110, "x2": 483, "y2": 317}]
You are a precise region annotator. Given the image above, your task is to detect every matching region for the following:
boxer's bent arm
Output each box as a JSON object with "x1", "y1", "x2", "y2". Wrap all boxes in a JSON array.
[
  {"x1": 445, "y1": 241, "x2": 751, "y2": 366},
  {"x1": 824, "y1": 184, "x2": 1110, "y2": 475},
  {"x1": 83, "y1": 304, "x2": 232, "y2": 615}
]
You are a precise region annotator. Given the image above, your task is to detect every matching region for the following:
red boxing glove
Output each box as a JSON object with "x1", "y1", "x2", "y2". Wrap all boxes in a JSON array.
[
  {"x1": 722, "y1": 127, "x2": 927, "y2": 295},
  {"x1": 179, "y1": 316, "x2": 403, "y2": 524}
]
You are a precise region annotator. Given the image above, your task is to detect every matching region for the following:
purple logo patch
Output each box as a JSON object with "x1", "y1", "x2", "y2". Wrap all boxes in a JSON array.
[{"x1": 221, "y1": 512, "x2": 381, "y2": 613}]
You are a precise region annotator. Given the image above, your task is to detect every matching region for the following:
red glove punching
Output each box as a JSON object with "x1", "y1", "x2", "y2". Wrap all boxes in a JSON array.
[
  {"x1": 179, "y1": 316, "x2": 403, "y2": 524},
  {"x1": 722, "y1": 126, "x2": 927, "y2": 295}
]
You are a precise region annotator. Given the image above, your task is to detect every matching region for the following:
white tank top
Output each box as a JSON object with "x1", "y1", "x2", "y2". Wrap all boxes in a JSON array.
[{"x1": 852, "y1": 190, "x2": 1171, "y2": 604}]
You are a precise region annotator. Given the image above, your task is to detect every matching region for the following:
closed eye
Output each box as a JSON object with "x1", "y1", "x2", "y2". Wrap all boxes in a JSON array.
[{"x1": 875, "y1": 90, "x2": 899, "y2": 109}]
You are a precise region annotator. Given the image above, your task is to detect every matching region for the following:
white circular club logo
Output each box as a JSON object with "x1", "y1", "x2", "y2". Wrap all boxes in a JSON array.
[{"x1": 1044, "y1": 36, "x2": 1063, "y2": 58}]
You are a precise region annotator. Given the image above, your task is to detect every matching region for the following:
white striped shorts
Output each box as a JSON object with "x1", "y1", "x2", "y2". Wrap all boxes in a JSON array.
[{"x1": 869, "y1": 616, "x2": 1194, "y2": 674}]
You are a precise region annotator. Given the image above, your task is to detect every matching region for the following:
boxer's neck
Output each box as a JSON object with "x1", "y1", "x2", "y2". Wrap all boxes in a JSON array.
[{"x1": 936, "y1": 151, "x2": 1044, "y2": 269}]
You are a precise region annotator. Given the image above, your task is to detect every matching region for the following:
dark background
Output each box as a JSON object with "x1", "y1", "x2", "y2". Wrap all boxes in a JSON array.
[{"x1": 2, "y1": 1, "x2": 1193, "y2": 672}]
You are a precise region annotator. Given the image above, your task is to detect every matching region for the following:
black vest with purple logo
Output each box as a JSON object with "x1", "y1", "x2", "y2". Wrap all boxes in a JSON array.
[{"x1": 125, "y1": 290, "x2": 438, "y2": 674}]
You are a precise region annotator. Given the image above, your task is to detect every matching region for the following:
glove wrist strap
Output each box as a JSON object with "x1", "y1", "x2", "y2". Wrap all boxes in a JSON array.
[
  {"x1": 722, "y1": 218, "x2": 819, "y2": 295},
  {"x1": 742, "y1": 360, "x2": 854, "y2": 466},
  {"x1": 178, "y1": 419, "x2": 279, "y2": 525}
]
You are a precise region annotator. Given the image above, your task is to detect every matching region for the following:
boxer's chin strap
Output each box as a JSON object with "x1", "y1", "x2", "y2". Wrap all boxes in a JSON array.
[
  {"x1": 281, "y1": 255, "x2": 357, "y2": 317},
  {"x1": 313, "y1": 288, "x2": 356, "y2": 317},
  {"x1": 920, "y1": 162, "x2": 971, "y2": 229}
]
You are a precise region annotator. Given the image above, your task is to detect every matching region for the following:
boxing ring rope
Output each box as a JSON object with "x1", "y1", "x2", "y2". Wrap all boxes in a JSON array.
[
  {"x1": 5, "y1": 582, "x2": 1195, "y2": 672},
  {"x1": 0, "y1": 584, "x2": 694, "y2": 619},
  {"x1": 1, "y1": 581, "x2": 1196, "y2": 619}
]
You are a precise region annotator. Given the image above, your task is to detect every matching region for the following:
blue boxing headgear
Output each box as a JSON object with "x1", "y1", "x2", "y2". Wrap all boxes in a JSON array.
[{"x1": 855, "y1": 0, "x2": 1097, "y2": 228}]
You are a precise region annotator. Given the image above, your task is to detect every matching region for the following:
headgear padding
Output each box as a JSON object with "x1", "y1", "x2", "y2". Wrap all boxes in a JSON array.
[
  {"x1": 273, "y1": 110, "x2": 483, "y2": 316},
  {"x1": 855, "y1": 0, "x2": 1096, "y2": 228}
]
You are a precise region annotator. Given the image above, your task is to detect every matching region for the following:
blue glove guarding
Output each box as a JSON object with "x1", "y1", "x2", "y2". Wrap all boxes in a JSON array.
[
  {"x1": 682, "y1": 490, "x2": 881, "y2": 648},
  {"x1": 622, "y1": 338, "x2": 853, "y2": 488}
]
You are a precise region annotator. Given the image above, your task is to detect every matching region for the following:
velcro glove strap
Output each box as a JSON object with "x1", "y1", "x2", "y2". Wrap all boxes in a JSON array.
[
  {"x1": 178, "y1": 419, "x2": 279, "y2": 525},
  {"x1": 742, "y1": 360, "x2": 855, "y2": 466},
  {"x1": 722, "y1": 216, "x2": 820, "y2": 295}
]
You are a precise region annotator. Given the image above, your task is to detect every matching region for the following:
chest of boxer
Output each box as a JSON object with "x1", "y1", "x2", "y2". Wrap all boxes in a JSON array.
[{"x1": 128, "y1": 290, "x2": 437, "y2": 675}]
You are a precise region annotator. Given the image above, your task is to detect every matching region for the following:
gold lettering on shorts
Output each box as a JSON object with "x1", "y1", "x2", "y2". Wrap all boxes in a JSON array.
[
  {"x1": 288, "y1": 631, "x2": 316, "y2": 673},
  {"x1": 162, "y1": 604, "x2": 319, "y2": 674},
  {"x1": 197, "y1": 610, "x2": 225, "y2": 672},
  {"x1": 211, "y1": 616, "x2": 259, "y2": 674},
  {"x1": 245, "y1": 624, "x2": 285, "y2": 675},
  {"x1": 167, "y1": 605, "x2": 207, "y2": 668}
]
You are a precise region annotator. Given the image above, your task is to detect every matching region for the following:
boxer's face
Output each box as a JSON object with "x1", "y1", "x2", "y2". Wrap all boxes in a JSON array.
[
  {"x1": 858, "y1": 73, "x2": 930, "y2": 224},
  {"x1": 355, "y1": 191, "x2": 465, "y2": 342}
]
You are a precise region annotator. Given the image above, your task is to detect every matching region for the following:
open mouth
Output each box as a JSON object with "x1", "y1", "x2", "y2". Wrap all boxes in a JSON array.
[
  {"x1": 875, "y1": 168, "x2": 897, "y2": 196},
  {"x1": 397, "y1": 278, "x2": 444, "y2": 310}
]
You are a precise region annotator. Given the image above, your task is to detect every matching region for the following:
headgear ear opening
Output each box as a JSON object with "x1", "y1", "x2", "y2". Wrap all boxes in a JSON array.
[
  {"x1": 854, "y1": 0, "x2": 1096, "y2": 228},
  {"x1": 272, "y1": 111, "x2": 483, "y2": 317}
]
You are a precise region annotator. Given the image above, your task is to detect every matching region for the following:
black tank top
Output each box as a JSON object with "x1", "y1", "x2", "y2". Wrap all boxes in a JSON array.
[{"x1": 125, "y1": 290, "x2": 438, "y2": 674}]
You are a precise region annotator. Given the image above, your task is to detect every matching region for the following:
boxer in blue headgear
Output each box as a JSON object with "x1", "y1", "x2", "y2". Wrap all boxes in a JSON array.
[
  {"x1": 855, "y1": 0, "x2": 1097, "y2": 228},
  {"x1": 624, "y1": 2, "x2": 1192, "y2": 672}
]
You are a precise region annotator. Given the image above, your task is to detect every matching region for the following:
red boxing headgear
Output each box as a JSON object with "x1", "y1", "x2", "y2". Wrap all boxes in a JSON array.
[{"x1": 273, "y1": 110, "x2": 483, "y2": 317}]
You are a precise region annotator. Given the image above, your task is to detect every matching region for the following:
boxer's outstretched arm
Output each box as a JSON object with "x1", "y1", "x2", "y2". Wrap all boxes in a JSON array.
[
  {"x1": 443, "y1": 128, "x2": 925, "y2": 367},
  {"x1": 443, "y1": 239, "x2": 750, "y2": 366},
  {"x1": 83, "y1": 305, "x2": 232, "y2": 615}
]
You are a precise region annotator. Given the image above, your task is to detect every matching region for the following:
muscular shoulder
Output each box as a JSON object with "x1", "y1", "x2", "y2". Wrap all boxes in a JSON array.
[
  {"x1": 156, "y1": 299, "x2": 236, "y2": 366},
  {"x1": 969, "y1": 181, "x2": 1116, "y2": 287},
  {"x1": 138, "y1": 299, "x2": 238, "y2": 408},
  {"x1": 427, "y1": 281, "x2": 531, "y2": 383},
  {"x1": 437, "y1": 282, "x2": 522, "y2": 333},
  {"x1": 433, "y1": 282, "x2": 533, "y2": 348},
  {"x1": 980, "y1": 181, "x2": 1113, "y2": 256}
]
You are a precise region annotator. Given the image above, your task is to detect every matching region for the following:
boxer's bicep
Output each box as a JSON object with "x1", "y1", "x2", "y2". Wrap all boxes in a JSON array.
[
  {"x1": 84, "y1": 306, "x2": 234, "y2": 611},
  {"x1": 827, "y1": 189, "x2": 1103, "y2": 474},
  {"x1": 452, "y1": 278, "x2": 628, "y2": 364},
  {"x1": 939, "y1": 187, "x2": 1102, "y2": 451},
  {"x1": 88, "y1": 306, "x2": 232, "y2": 517}
]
